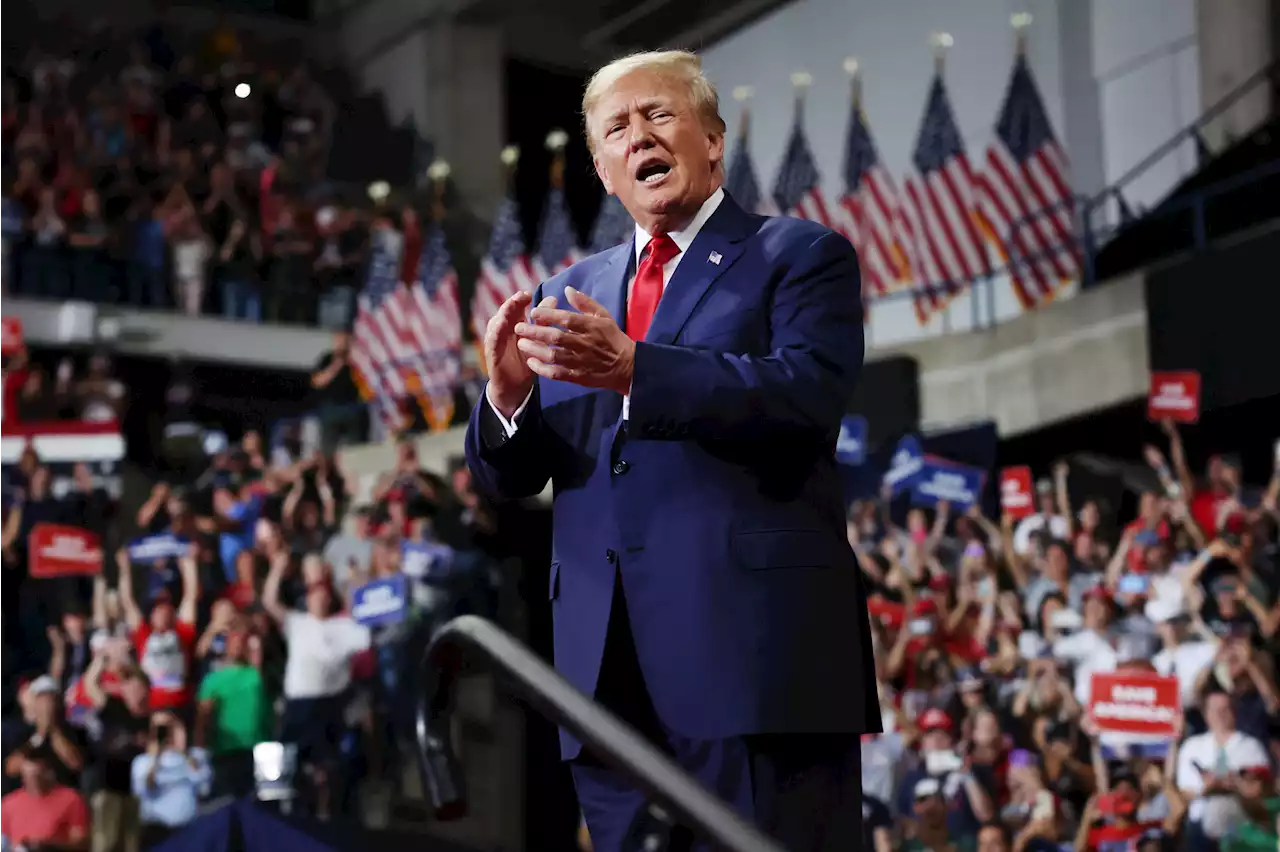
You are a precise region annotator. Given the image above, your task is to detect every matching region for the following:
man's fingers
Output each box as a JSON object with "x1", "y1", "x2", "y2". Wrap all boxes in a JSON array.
[
  {"x1": 513, "y1": 322, "x2": 562, "y2": 344},
  {"x1": 530, "y1": 307, "x2": 589, "y2": 330},
  {"x1": 565, "y1": 286, "x2": 608, "y2": 317},
  {"x1": 517, "y1": 337, "x2": 559, "y2": 364},
  {"x1": 526, "y1": 357, "x2": 578, "y2": 382}
]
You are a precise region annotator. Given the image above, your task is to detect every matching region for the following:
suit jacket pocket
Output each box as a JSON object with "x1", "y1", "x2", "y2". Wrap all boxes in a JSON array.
[
  {"x1": 731, "y1": 529, "x2": 840, "y2": 571},
  {"x1": 684, "y1": 308, "x2": 763, "y2": 348},
  {"x1": 548, "y1": 560, "x2": 561, "y2": 600}
]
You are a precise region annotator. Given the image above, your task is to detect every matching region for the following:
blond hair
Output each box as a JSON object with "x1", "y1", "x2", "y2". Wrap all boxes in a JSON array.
[{"x1": 581, "y1": 50, "x2": 727, "y2": 151}]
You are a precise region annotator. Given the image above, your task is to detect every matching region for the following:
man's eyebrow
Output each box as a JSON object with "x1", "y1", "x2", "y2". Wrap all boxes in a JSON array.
[{"x1": 602, "y1": 98, "x2": 670, "y2": 123}]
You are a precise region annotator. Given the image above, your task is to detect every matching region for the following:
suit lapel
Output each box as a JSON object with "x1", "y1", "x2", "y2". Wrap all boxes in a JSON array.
[
  {"x1": 587, "y1": 240, "x2": 635, "y2": 333},
  {"x1": 646, "y1": 194, "x2": 753, "y2": 346}
]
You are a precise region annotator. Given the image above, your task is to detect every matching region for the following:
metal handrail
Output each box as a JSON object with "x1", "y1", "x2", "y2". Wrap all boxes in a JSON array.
[
  {"x1": 1091, "y1": 58, "x2": 1280, "y2": 211},
  {"x1": 414, "y1": 614, "x2": 786, "y2": 852}
]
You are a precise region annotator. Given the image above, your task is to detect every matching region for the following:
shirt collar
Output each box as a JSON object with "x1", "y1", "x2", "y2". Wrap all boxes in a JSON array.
[{"x1": 633, "y1": 187, "x2": 725, "y2": 266}]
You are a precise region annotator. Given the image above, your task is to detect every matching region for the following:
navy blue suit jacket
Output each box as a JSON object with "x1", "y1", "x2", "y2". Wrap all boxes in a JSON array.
[{"x1": 465, "y1": 193, "x2": 881, "y2": 758}]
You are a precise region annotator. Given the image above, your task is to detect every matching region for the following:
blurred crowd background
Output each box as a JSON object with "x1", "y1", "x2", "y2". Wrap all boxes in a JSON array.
[{"x1": 3, "y1": 0, "x2": 1280, "y2": 851}]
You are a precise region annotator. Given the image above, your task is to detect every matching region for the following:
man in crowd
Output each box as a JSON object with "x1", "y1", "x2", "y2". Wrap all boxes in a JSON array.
[{"x1": 1, "y1": 746, "x2": 90, "y2": 851}]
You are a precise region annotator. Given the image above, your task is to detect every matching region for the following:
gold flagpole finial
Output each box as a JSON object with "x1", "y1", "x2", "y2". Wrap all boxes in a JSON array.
[
  {"x1": 545, "y1": 129, "x2": 568, "y2": 190},
  {"x1": 426, "y1": 159, "x2": 450, "y2": 220},
  {"x1": 930, "y1": 32, "x2": 953, "y2": 77},
  {"x1": 1011, "y1": 13, "x2": 1032, "y2": 56},
  {"x1": 790, "y1": 71, "x2": 812, "y2": 121},
  {"x1": 500, "y1": 145, "x2": 519, "y2": 192},
  {"x1": 843, "y1": 57, "x2": 862, "y2": 107},
  {"x1": 732, "y1": 86, "x2": 753, "y2": 141}
]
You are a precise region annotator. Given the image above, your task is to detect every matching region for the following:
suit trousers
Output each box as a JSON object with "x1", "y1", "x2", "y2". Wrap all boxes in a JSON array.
[{"x1": 571, "y1": 575, "x2": 864, "y2": 852}]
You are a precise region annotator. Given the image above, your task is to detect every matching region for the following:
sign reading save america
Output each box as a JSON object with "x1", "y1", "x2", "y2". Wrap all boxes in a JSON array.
[
  {"x1": 1148, "y1": 371, "x2": 1200, "y2": 424},
  {"x1": 1089, "y1": 672, "x2": 1180, "y2": 740},
  {"x1": 29, "y1": 524, "x2": 104, "y2": 578}
]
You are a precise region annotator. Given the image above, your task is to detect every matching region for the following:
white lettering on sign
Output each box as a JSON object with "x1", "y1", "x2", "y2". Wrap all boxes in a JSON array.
[
  {"x1": 1001, "y1": 478, "x2": 1031, "y2": 509},
  {"x1": 1152, "y1": 383, "x2": 1195, "y2": 410},
  {"x1": 918, "y1": 471, "x2": 975, "y2": 504},
  {"x1": 41, "y1": 535, "x2": 102, "y2": 563},
  {"x1": 885, "y1": 451, "x2": 922, "y2": 486},
  {"x1": 352, "y1": 586, "x2": 404, "y2": 621},
  {"x1": 1111, "y1": 685, "x2": 1157, "y2": 704}
]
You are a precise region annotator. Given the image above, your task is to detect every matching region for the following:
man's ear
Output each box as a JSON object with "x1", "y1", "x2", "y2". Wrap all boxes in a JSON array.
[
  {"x1": 707, "y1": 132, "x2": 726, "y2": 173},
  {"x1": 593, "y1": 156, "x2": 614, "y2": 195}
]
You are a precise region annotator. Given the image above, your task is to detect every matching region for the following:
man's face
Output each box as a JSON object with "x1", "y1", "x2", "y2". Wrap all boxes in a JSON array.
[
  {"x1": 1205, "y1": 693, "x2": 1235, "y2": 732},
  {"x1": 589, "y1": 69, "x2": 724, "y2": 232},
  {"x1": 976, "y1": 826, "x2": 1009, "y2": 852},
  {"x1": 21, "y1": 756, "x2": 51, "y2": 792}
]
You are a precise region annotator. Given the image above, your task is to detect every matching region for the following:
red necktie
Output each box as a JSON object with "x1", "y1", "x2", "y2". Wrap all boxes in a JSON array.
[{"x1": 626, "y1": 234, "x2": 680, "y2": 342}]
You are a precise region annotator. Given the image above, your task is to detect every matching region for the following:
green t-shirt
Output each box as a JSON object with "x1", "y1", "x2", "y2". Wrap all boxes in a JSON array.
[
  {"x1": 1222, "y1": 798, "x2": 1280, "y2": 852},
  {"x1": 197, "y1": 664, "x2": 270, "y2": 754}
]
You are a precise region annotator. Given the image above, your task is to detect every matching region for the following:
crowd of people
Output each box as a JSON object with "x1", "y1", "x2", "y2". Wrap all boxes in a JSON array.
[
  {"x1": 857, "y1": 422, "x2": 1280, "y2": 852},
  {"x1": 1, "y1": 335, "x2": 506, "y2": 851},
  {"x1": 0, "y1": 9, "x2": 380, "y2": 330}
]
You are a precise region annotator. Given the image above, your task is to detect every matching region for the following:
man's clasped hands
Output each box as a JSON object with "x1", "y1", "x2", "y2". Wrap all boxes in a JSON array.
[{"x1": 484, "y1": 288, "x2": 637, "y2": 419}]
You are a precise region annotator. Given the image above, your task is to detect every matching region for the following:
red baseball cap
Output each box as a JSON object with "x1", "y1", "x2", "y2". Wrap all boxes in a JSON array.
[{"x1": 918, "y1": 708, "x2": 953, "y2": 732}]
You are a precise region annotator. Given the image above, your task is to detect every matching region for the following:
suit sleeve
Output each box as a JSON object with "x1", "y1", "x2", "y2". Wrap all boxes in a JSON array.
[{"x1": 628, "y1": 231, "x2": 863, "y2": 444}]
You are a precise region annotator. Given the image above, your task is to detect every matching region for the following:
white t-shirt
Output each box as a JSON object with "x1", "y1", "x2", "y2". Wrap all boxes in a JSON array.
[
  {"x1": 281, "y1": 612, "x2": 371, "y2": 699},
  {"x1": 1012, "y1": 513, "x2": 1071, "y2": 556},
  {"x1": 1176, "y1": 730, "x2": 1269, "y2": 796},
  {"x1": 1153, "y1": 641, "x2": 1218, "y2": 707}
]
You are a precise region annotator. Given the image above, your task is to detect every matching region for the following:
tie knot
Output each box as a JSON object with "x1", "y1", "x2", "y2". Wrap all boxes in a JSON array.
[{"x1": 644, "y1": 234, "x2": 680, "y2": 266}]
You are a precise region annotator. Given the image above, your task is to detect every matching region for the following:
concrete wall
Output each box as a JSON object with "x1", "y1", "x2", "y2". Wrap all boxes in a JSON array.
[{"x1": 882, "y1": 273, "x2": 1149, "y2": 437}]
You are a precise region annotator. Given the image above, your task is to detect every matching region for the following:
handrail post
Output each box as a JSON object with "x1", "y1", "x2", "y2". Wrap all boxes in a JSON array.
[
  {"x1": 1191, "y1": 196, "x2": 1207, "y2": 249},
  {"x1": 416, "y1": 615, "x2": 787, "y2": 852}
]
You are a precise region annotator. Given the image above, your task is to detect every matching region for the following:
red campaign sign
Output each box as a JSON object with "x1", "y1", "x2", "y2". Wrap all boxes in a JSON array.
[
  {"x1": 28, "y1": 524, "x2": 104, "y2": 579},
  {"x1": 1000, "y1": 466, "x2": 1035, "y2": 519},
  {"x1": 1089, "y1": 672, "x2": 1180, "y2": 738},
  {"x1": 1148, "y1": 371, "x2": 1200, "y2": 423},
  {"x1": 1, "y1": 317, "x2": 22, "y2": 355}
]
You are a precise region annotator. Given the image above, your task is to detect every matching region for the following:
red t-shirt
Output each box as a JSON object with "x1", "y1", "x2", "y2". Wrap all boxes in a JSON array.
[
  {"x1": 1086, "y1": 820, "x2": 1161, "y2": 852},
  {"x1": 0, "y1": 786, "x2": 90, "y2": 845},
  {"x1": 2, "y1": 368, "x2": 29, "y2": 424},
  {"x1": 1191, "y1": 487, "x2": 1245, "y2": 537},
  {"x1": 133, "y1": 620, "x2": 197, "y2": 709},
  {"x1": 64, "y1": 669, "x2": 122, "y2": 724}
]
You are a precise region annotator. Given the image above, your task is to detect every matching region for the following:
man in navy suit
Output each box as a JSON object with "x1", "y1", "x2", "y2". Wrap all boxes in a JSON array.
[{"x1": 466, "y1": 49, "x2": 879, "y2": 850}]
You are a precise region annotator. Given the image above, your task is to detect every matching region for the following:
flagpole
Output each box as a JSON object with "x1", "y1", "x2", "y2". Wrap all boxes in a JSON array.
[
  {"x1": 840, "y1": 57, "x2": 875, "y2": 348},
  {"x1": 790, "y1": 70, "x2": 812, "y2": 127},
  {"x1": 546, "y1": 128, "x2": 568, "y2": 194},
  {"x1": 732, "y1": 85, "x2": 753, "y2": 147},
  {"x1": 475, "y1": 146, "x2": 520, "y2": 378},
  {"x1": 1000, "y1": 12, "x2": 1035, "y2": 327},
  {"x1": 929, "y1": 31, "x2": 957, "y2": 334},
  {"x1": 423, "y1": 159, "x2": 456, "y2": 433}
]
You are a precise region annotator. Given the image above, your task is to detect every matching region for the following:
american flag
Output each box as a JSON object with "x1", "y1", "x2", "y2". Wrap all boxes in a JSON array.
[
  {"x1": 472, "y1": 193, "x2": 538, "y2": 342},
  {"x1": 899, "y1": 74, "x2": 991, "y2": 322},
  {"x1": 589, "y1": 193, "x2": 633, "y2": 254},
  {"x1": 350, "y1": 223, "x2": 460, "y2": 428},
  {"x1": 725, "y1": 124, "x2": 768, "y2": 214},
  {"x1": 533, "y1": 186, "x2": 584, "y2": 279},
  {"x1": 977, "y1": 54, "x2": 1078, "y2": 309},
  {"x1": 836, "y1": 95, "x2": 911, "y2": 297},
  {"x1": 772, "y1": 113, "x2": 839, "y2": 227},
  {"x1": 409, "y1": 224, "x2": 462, "y2": 427}
]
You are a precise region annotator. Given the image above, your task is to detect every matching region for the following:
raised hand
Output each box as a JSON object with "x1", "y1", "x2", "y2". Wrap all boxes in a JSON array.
[
  {"x1": 516, "y1": 287, "x2": 635, "y2": 395},
  {"x1": 485, "y1": 291, "x2": 556, "y2": 418}
]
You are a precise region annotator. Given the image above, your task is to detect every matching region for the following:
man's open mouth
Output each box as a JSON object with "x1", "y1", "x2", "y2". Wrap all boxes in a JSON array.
[{"x1": 636, "y1": 161, "x2": 672, "y2": 183}]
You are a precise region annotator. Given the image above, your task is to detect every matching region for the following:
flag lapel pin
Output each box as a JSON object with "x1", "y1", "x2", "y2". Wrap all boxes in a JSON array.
[{"x1": 708, "y1": 251, "x2": 722, "y2": 265}]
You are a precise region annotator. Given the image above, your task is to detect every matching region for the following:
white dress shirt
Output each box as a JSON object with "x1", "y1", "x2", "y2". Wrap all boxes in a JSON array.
[{"x1": 487, "y1": 188, "x2": 726, "y2": 435}]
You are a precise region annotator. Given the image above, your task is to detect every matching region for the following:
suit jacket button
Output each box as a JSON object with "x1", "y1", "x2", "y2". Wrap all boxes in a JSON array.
[
  {"x1": 612, "y1": 460, "x2": 630, "y2": 475},
  {"x1": 605, "y1": 549, "x2": 617, "y2": 564}
]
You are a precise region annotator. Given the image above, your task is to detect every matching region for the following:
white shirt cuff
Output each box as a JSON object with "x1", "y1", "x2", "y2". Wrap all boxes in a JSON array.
[{"x1": 486, "y1": 385, "x2": 532, "y2": 437}]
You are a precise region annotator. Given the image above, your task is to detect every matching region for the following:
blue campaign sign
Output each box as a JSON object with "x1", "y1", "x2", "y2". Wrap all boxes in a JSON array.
[
  {"x1": 401, "y1": 541, "x2": 455, "y2": 579},
  {"x1": 909, "y1": 456, "x2": 987, "y2": 510},
  {"x1": 127, "y1": 534, "x2": 191, "y2": 563},
  {"x1": 883, "y1": 435, "x2": 925, "y2": 495},
  {"x1": 835, "y1": 416, "x2": 868, "y2": 466},
  {"x1": 351, "y1": 575, "x2": 409, "y2": 627}
]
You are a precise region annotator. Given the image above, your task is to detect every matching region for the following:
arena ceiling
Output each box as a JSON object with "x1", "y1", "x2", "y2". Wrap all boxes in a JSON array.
[{"x1": 457, "y1": 0, "x2": 797, "y2": 71}]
